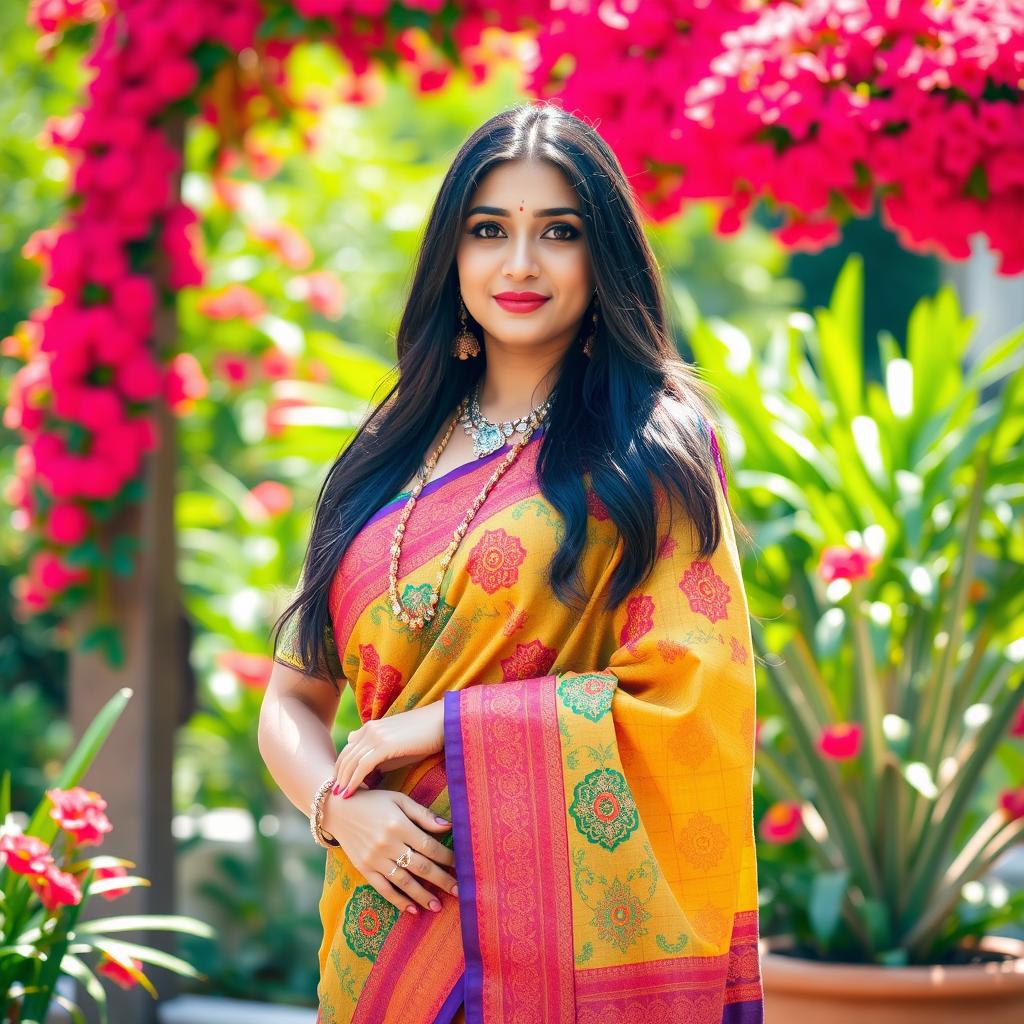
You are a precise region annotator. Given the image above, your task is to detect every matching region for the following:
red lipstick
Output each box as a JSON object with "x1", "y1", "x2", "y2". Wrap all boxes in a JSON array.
[{"x1": 494, "y1": 291, "x2": 550, "y2": 313}]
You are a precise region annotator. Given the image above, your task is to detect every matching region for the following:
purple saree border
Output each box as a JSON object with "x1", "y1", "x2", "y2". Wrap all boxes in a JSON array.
[
  {"x1": 723, "y1": 998, "x2": 765, "y2": 1024},
  {"x1": 443, "y1": 691, "x2": 484, "y2": 1024},
  {"x1": 431, "y1": 973, "x2": 465, "y2": 1024},
  {"x1": 365, "y1": 426, "x2": 548, "y2": 529}
]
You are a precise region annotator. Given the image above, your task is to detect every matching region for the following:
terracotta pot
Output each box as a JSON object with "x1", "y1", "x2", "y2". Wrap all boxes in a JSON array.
[{"x1": 761, "y1": 934, "x2": 1024, "y2": 1024}]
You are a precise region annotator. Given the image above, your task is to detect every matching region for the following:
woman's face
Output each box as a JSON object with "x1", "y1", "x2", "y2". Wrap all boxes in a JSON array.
[{"x1": 456, "y1": 159, "x2": 595, "y2": 355}]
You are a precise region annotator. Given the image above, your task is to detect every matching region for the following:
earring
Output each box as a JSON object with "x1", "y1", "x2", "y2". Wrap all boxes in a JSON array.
[
  {"x1": 582, "y1": 297, "x2": 599, "y2": 357},
  {"x1": 452, "y1": 300, "x2": 481, "y2": 359}
]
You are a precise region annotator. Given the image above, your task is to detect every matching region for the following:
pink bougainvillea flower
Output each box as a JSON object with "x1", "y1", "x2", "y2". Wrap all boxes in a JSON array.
[
  {"x1": 818, "y1": 545, "x2": 878, "y2": 583},
  {"x1": 164, "y1": 351, "x2": 208, "y2": 414},
  {"x1": 999, "y1": 787, "x2": 1024, "y2": 821},
  {"x1": 259, "y1": 347, "x2": 295, "y2": 380},
  {"x1": 214, "y1": 353, "x2": 252, "y2": 387},
  {"x1": 818, "y1": 722, "x2": 863, "y2": 761},
  {"x1": 29, "y1": 862, "x2": 84, "y2": 911},
  {"x1": 244, "y1": 480, "x2": 293, "y2": 520},
  {"x1": 46, "y1": 786, "x2": 113, "y2": 847},
  {"x1": 250, "y1": 222, "x2": 313, "y2": 270},
  {"x1": 94, "y1": 863, "x2": 132, "y2": 901},
  {"x1": 217, "y1": 650, "x2": 274, "y2": 690},
  {"x1": 47, "y1": 503, "x2": 90, "y2": 546},
  {"x1": 97, "y1": 954, "x2": 145, "y2": 990},
  {"x1": 1009, "y1": 702, "x2": 1024, "y2": 739},
  {"x1": 0, "y1": 831, "x2": 55, "y2": 877},
  {"x1": 292, "y1": 270, "x2": 346, "y2": 319},
  {"x1": 196, "y1": 283, "x2": 266, "y2": 322},
  {"x1": 758, "y1": 802, "x2": 803, "y2": 844}
]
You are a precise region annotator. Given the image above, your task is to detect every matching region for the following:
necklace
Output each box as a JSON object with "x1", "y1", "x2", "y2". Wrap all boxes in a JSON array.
[
  {"x1": 388, "y1": 393, "x2": 549, "y2": 632},
  {"x1": 459, "y1": 379, "x2": 554, "y2": 458}
]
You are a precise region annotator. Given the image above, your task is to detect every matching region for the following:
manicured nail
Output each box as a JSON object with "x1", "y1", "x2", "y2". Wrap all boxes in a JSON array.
[
  {"x1": 452, "y1": 884, "x2": 459, "y2": 897},
  {"x1": 406, "y1": 905, "x2": 419, "y2": 915},
  {"x1": 332, "y1": 784, "x2": 342, "y2": 796},
  {"x1": 341, "y1": 787, "x2": 351, "y2": 799},
  {"x1": 434, "y1": 815, "x2": 450, "y2": 825},
  {"x1": 429, "y1": 899, "x2": 441, "y2": 913}
]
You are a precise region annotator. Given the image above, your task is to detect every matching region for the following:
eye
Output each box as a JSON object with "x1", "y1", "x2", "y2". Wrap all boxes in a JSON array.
[{"x1": 467, "y1": 221, "x2": 581, "y2": 240}]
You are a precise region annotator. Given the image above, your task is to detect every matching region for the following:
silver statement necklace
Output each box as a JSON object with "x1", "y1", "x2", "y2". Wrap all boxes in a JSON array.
[{"x1": 458, "y1": 379, "x2": 554, "y2": 458}]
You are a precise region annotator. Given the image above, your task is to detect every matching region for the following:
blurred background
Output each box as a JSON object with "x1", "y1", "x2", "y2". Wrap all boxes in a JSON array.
[{"x1": 1, "y1": 2, "x2": 1022, "y2": 1023}]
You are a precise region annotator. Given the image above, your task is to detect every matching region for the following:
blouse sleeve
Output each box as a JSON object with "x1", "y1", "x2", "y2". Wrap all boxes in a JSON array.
[{"x1": 272, "y1": 575, "x2": 345, "y2": 689}]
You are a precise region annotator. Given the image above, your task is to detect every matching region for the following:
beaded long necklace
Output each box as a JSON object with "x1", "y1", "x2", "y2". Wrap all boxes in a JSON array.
[{"x1": 387, "y1": 391, "x2": 550, "y2": 632}]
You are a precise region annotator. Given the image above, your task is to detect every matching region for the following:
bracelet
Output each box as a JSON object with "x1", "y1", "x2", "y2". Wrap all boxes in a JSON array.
[{"x1": 310, "y1": 776, "x2": 340, "y2": 848}]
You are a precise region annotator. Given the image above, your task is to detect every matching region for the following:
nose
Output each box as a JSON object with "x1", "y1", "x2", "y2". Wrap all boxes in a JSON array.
[{"x1": 502, "y1": 232, "x2": 540, "y2": 280}]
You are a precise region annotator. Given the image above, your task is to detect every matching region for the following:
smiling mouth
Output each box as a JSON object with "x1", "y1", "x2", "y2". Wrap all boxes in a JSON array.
[{"x1": 493, "y1": 295, "x2": 550, "y2": 312}]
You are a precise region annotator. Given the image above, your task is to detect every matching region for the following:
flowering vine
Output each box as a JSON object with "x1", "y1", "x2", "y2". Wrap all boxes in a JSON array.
[{"x1": 4, "y1": 0, "x2": 1022, "y2": 659}]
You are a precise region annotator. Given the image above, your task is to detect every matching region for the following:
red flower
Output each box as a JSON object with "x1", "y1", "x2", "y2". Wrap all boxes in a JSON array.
[
  {"x1": 97, "y1": 954, "x2": 144, "y2": 990},
  {"x1": 292, "y1": 271, "x2": 346, "y2": 319},
  {"x1": 244, "y1": 480, "x2": 292, "y2": 520},
  {"x1": 250, "y1": 222, "x2": 313, "y2": 270},
  {"x1": 818, "y1": 722, "x2": 863, "y2": 761},
  {"x1": 47, "y1": 786, "x2": 113, "y2": 847},
  {"x1": 999, "y1": 787, "x2": 1024, "y2": 821},
  {"x1": 1010, "y1": 702, "x2": 1024, "y2": 739},
  {"x1": 467, "y1": 528, "x2": 528, "y2": 594},
  {"x1": 214, "y1": 354, "x2": 252, "y2": 387},
  {"x1": 818, "y1": 545, "x2": 877, "y2": 583},
  {"x1": 47, "y1": 503, "x2": 90, "y2": 546},
  {"x1": 759, "y1": 802, "x2": 803, "y2": 844},
  {"x1": 196, "y1": 284, "x2": 266, "y2": 323},
  {"x1": 0, "y1": 831, "x2": 55, "y2": 877},
  {"x1": 95, "y1": 863, "x2": 132, "y2": 901},
  {"x1": 28, "y1": 862, "x2": 83, "y2": 911},
  {"x1": 619, "y1": 594, "x2": 655, "y2": 648},
  {"x1": 499, "y1": 638, "x2": 557, "y2": 682},
  {"x1": 217, "y1": 650, "x2": 274, "y2": 690}
]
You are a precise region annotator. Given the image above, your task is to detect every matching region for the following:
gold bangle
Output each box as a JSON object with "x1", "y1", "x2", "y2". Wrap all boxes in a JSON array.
[{"x1": 310, "y1": 777, "x2": 340, "y2": 848}]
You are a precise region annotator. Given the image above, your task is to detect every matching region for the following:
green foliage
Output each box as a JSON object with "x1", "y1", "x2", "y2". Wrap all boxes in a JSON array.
[{"x1": 694, "y1": 255, "x2": 1024, "y2": 964}]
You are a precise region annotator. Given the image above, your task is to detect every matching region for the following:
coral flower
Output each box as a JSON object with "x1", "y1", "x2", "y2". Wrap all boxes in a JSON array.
[
  {"x1": 196, "y1": 283, "x2": 266, "y2": 322},
  {"x1": 244, "y1": 480, "x2": 293, "y2": 519},
  {"x1": 95, "y1": 863, "x2": 132, "y2": 901},
  {"x1": 0, "y1": 831, "x2": 55, "y2": 876},
  {"x1": 999, "y1": 787, "x2": 1024, "y2": 821},
  {"x1": 217, "y1": 650, "x2": 274, "y2": 690},
  {"x1": 818, "y1": 545, "x2": 877, "y2": 583},
  {"x1": 758, "y1": 802, "x2": 803, "y2": 844},
  {"x1": 46, "y1": 786, "x2": 113, "y2": 847},
  {"x1": 97, "y1": 954, "x2": 144, "y2": 990},
  {"x1": 818, "y1": 722, "x2": 863, "y2": 761},
  {"x1": 29, "y1": 862, "x2": 83, "y2": 911}
]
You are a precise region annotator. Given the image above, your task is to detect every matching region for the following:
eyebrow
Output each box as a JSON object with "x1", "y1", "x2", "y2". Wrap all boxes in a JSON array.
[{"x1": 466, "y1": 205, "x2": 582, "y2": 218}]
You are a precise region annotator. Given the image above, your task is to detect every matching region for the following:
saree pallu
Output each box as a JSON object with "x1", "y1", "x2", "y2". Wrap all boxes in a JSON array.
[{"x1": 280, "y1": 424, "x2": 763, "y2": 1023}]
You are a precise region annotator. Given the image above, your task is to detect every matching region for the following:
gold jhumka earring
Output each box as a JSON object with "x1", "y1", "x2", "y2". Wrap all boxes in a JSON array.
[{"x1": 451, "y1": 299, "x2": 481, "y2": 359}]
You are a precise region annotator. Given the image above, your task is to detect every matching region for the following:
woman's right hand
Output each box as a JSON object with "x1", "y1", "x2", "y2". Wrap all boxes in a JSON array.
[{"x1": 322, "y1": 788, "x2": 458, "y2": 915}]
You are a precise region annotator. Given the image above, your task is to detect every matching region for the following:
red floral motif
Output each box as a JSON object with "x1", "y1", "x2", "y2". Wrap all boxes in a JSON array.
[
  {"x1": 730, "y1": 635, "x2": 748, "y2": 664},
  {"x1": 658, "y1": 533, "x2": 677, "y2": 559},
  {"x1": 679, "y1": 560, "x2": 731, "y2": 624},
  {"x1": 500, "y1": 638, "x2": 557, "y2": 682},
  {"x1": 501, "y1": 600, "x2": 529, "y2": 638},
  {"x1": 585, "y1": 486, "x2": 610, "y2": 521},
  {"x1": 657, "y1": 639, "x2": 690, "y2": 663},
  {"x1": 466, "y1": 527, "x2": 527, "y2": 594},
  {"x1": 619, "y1": 594, "x2": 655, "y2": 649},
  {"x1": 357, "y1": 643, "x2": 403, "y2": 722}
]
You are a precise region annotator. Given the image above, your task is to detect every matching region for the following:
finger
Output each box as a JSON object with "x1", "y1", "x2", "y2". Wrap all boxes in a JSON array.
[
  {"x1": 333, "y1": 742, "x2": 362, "y2": 791},
  {"x1": 335, "y1": 741, "x2": 373, "y2": 796},
  {"x1": 398, "y1": 823, "x2": 455, "y2": 870},
  {"x1": 366, "y1": 871, "x2": 420, "y2": 916},
  {"x1": 343, "y1": 747, "x2": 383, "y2": 796},
  {"x1": 402, "y1": 848, "x2": 459, "y2": 897},
  {"x1": 385, "y1": 864, "x2": 442, "y2": 912}
]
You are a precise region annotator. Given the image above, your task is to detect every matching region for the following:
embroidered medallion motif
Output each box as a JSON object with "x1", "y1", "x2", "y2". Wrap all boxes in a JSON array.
[
  {"x1": 590, "y1": 876, "x2": 651, "y2": 953},
  {"x1": 341, "y1": 884, "x2": 398, "y2": 961},
  {"x1": 466, "y1": 527, "x2": 527, "y2": 593},
  {"x1": 678, "y1": 560, "x2": 732, "y2": 623},
  {"x1": 556, "y1": 671, "x2": 616, "y2": 721},
  {"x1": 569, "y1": 767, "x2": 640, "y2": 850}
]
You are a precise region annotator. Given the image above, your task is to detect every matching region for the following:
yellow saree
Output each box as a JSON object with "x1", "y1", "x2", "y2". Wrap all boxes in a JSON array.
[{"x1": 274, "y1": 417, "x2": 763, "y2": 1024}]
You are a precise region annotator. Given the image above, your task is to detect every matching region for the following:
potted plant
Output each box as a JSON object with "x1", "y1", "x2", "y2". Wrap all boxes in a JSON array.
[
  {"x1": 1, "y1": 687, "x2": 215, "y2": 1023},
  {"x1": 690, "y1": 256, "x2": 1024, "y2": 1022}
]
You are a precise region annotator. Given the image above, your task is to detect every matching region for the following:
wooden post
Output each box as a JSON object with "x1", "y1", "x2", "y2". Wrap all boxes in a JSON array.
[{"x1": 68, "y1": 113, "x2": 187, "y2": 1024}]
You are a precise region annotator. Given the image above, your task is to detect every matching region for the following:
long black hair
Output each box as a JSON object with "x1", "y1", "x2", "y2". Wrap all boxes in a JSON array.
[{"x1": 270, "y1": 100, "x2": 744, "y2": 682}]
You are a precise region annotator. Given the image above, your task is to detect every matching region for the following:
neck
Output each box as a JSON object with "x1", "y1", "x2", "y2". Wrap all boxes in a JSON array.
[{"x1": 476, "y1": 357, "x2": 559, "y2": 423}]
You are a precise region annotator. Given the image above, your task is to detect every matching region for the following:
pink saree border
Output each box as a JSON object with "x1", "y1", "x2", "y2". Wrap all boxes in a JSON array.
[
  {"x1": 350, "y1": 761, "x2": 465, "y2": 1024},
  {"x1": 329, "y1": 433, "x2": 545, "y2": 657},
  {"x1": 444, "y1": 675, "x2": 576, "y2": 1024}
]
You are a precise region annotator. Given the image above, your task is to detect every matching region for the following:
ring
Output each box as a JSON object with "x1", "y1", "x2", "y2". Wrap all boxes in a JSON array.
[{"x1": 395, "y1": 846, "x2": 413, "y2": 869}]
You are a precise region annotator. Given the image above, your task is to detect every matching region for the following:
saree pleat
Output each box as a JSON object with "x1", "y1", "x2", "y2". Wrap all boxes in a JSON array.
[{"x1": 282, "y1": 420, "x2": 763, "y2": 1024}]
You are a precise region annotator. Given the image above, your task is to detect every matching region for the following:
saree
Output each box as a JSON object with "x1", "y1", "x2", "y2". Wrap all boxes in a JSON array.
[{"x1": 274, "y1": 417, "x2": 764, "y2": 1023}]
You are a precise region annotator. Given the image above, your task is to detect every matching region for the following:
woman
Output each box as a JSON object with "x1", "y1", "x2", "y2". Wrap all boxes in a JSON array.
[{"x1": 258, "y1": 101, "x2": 763, "y2": 1024}]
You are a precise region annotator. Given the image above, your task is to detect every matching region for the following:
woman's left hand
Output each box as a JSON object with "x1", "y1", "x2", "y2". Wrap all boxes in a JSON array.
[{"x1": 333, "y1": 701, "x2": 446, "y2": 799}]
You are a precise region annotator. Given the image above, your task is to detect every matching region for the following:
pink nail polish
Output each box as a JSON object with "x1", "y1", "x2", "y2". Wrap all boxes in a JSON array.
[
  {"x1": 406, "y1": 905, "x2": 419, "y2": 915},
  {"x1": 332, "y1": 784, "x2": 342, "y2": 796},
  {"x1": 341, "y1": 787, "x2": 351, "y2": 799}
]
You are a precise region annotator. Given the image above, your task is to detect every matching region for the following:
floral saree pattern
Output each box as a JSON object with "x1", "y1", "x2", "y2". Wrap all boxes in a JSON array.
[{"x1": 274, "y1": 420, "x2": 763, "y2": 1023}]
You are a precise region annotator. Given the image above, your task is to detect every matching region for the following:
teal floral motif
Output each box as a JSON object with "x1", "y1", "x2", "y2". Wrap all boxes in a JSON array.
[
  {"x1": 569, "y1": 767, "x2": 639, "y2": 850},
  {"x1": 590, "y1": 876, "x2": 652, "y2": 953},
  {"x1": 557, "y1": 671, "x2": 616, "y2": 721},
  {"x1": 342, "y1": 884, "x2": 398, "y2": 961},
  {"x1": 400, "y1": 582, "x2": 433, "y2": 614},
  {"x1": 575, "y1": 940, "x2": 594, "y2": 964},
  {"x1": 656, "y1": 930, "x2": 689, "y2": 953},
  {"x1": 328, "y1": 948, "x2": 358, "y2": 1001}
]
